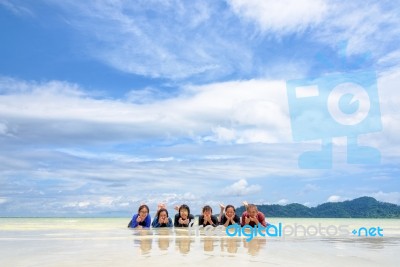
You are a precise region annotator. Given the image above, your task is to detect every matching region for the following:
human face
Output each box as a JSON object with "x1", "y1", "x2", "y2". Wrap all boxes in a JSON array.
[
  {"x1": 225, "y1": 207, "x2": 235, "y2": 218},
  {"x1": 180, "y1": 208, "x2": 188, "y2": 219},
  {"x1": 248, "y1": 207, "x2": 258, "y2": 218},
  {"x1": 203, "y1": 209, "x2": 211, "y2": 216},
  {"x1": 159, "y1": 211, "x2": 167, "y2": 220},
  {"x1": 139, "y1": 208, "x2": 148, "y2": 218}
]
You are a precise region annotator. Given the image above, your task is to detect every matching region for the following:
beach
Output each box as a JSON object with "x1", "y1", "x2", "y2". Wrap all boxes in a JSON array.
[{"x1": 0, "y1": 218, "x2": 399, "y2": 266}]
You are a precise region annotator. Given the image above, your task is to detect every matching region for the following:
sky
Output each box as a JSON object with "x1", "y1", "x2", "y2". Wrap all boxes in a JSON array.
[{"x1": 0, "y1": 0, "x2": 399, "y2": 217}]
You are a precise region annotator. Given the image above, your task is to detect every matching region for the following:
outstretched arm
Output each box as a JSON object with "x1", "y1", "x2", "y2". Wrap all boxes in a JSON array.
[{"x1": 129, "y1": 214, "x2": 140, "y2": 228}]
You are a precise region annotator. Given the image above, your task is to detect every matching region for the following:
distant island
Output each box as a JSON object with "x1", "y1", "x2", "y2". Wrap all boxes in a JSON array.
[{"x1": 236, "y1": 197, "x2": 400, "y2": 218}]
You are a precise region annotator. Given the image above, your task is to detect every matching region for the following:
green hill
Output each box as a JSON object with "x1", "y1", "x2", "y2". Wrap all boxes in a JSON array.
[{"x1": 235, "y1": 197, "x2": 400, "y2": 218}]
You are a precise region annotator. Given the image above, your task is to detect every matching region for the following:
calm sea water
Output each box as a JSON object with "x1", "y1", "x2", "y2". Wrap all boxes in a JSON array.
[{"x1": 0, "y1": 218, "x2": 399, "y2": 266}]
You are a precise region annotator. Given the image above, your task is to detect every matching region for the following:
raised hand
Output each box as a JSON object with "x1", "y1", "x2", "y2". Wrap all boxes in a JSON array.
[
  {"x1": 179, "y1": 217, "x2": 189, "y2": 225},
  {"x1": 250, "y1": 216, "x2": 259, "y2": 224}
]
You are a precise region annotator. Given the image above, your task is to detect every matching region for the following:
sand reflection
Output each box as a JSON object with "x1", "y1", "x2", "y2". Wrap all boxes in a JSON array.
[
  {"x1": 243, "y1": 238, "x2": 266, "y2": 256},
  {"x1": 220, "y1": 237, "x2": 240, "y2": 254},
  {"x1": 132, "y1": 229, "x2": 269, "y2": 256}
]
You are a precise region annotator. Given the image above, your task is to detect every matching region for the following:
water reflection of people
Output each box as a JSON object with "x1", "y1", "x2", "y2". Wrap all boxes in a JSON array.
[
  {"x1": 221, "y1": 238, "x2": 239, "y2": 254},
  {"x1": 243, "y1": 238, "x2": 266, "y2": 256},
  {"x1": 203, "y1": 237, "x2": 214, "y2": 252},
  {"x1": 176, "y1": 238, "x2": 192, "y2": 254},
  {"x1": 158, "y1": 237, "x2": 170, "y2": 251},
  {"x1": 157, "y1": 228, "x2": 171, "y2": 251},
  {"x1": 134, "y1": 230, "x2": 153, "y2": 255},
  {"x1": 139, "y1": 238, "x2": 152, "y2": 254},
  {"x1": 175, "y1": 236, "x2": 194, "y2": 254}
]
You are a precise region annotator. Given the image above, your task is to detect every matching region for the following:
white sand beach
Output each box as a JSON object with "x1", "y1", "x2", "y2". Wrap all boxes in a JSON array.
[{"x1": 0, "y1": 218, "x2": 399, "y2": 267}]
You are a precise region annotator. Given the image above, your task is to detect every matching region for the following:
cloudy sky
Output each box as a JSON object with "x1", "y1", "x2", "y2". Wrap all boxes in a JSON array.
[{"x1": 0, "y1": 0, "x2": 399, "y2": 217}]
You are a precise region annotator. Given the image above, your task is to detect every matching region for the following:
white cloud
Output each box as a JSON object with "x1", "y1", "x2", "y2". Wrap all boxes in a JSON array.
[
  {"x1": 370, "y1": 191, "x2": 400, "y2": 205},
  {"x1": 222, "y1": 179, "x2": 261, "y2": 196},
  {"x1": 0, "y1": 197, "x2": 8, "y2": 204},
  {"x1": 228, "y1": 1, "x2": 400, "y2": 71},
  {"x1": 227, "y1": 0, "x2": 328, "y2": 34},
  {"x1": 125, "y1": 87, "x2": 169, "y2": 104},
  {"x1": 318, "y1": 2, "x2": 400, "y2": 57},
  {"x1": 277, "y1": 198, "x2": 289, "y2": 205},
  {"x1": 356, "y1": 70, "x2": 400, "y2": 158},
  {"x1": 327, "y1": 195, "x2": 342, "y2": 202},
  {"x1": 44, "y1": 0, "x2": 252, "y2": 80},
  {"x1": 6, "y1": 1, "x2": 399, "y2": 81},
  {"x1": 0, "y1": 77, "x2": 291, "y2": 145},
  {"x1": 0, "y1": 0, "x2": 34, "y2": 17}
]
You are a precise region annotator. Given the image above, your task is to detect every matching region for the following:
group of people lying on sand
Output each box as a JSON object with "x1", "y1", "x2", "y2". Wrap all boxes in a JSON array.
[{"x1": 128, "y1": 202, "x2": 267, "y2": 228}]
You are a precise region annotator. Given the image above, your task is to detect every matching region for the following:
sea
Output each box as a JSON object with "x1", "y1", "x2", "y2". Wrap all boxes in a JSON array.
[{"x1": 0, "y1": 217, "x2": 399, "y2": 266}]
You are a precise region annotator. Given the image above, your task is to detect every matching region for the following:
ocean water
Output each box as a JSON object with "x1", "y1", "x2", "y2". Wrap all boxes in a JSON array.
[{"x1": 0, "y1": 218, "x2": 399, "y2": 266}]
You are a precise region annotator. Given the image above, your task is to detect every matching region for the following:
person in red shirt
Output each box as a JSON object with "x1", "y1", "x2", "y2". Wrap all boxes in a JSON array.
[{"x1": 240, "y1": 204, "x2": 267, "y2": 227}]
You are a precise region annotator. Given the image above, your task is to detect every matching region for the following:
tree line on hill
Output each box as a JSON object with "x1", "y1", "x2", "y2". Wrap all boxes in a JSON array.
[{"x1": 235, "y1": 197, "x2": 400, "y2": 218}]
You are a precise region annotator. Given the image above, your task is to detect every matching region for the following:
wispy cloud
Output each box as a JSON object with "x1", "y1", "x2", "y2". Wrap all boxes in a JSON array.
[
  {"x1": 316, "y1": 1, "x2": 400, "y2": 57},
  {"x1": 228, "y1": 0, "x2": 400, "y2": 73},
  {"x1": 43, "y1": 0, "x2": 253, "y2": 81},
  {"x1": 222, "y1": 179, "x2": 262, "y2": 196},
  {"x1": 5, "y1": 1, "x2": 400, "y2": 80},
  {"x1": 371, "y1": 191, "x2": 400, "y2": 205},
  {"x1": 0, "y1": 0, "x2": 34, "y2": 17},
  {"x1": 227, "y1": 0, "x2": 328, "y2": 34}
]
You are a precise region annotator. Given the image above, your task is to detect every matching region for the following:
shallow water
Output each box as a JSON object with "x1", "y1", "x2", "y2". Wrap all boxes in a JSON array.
[{"x1": 0, "y1": 218, "x2": 399, "y2": 266}]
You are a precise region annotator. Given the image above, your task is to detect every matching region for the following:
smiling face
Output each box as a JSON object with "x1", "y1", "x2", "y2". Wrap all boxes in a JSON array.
[
  {"x1": 159, "y1": 210, "x2": 167, "y2": 220},
  {"x1": 247, "y1": 206, "x2": 258, "y2": 218},
  {"x1": 225, "y1": 207, "x2": 235, "y2": 218},
  {"x1": 203, "y1": 209, "x2": 212, "y2": 217},
  {"x1": 180, "y1": 208, "x2": 188, "y2": 219},
  {"x1": 139, "y1": 207, "x2": 149, "y2": 218}
]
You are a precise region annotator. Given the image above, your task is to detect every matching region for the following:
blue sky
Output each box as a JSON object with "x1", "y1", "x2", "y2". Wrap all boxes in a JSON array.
[{"x1": 0, "y1": 0, "x2": 399, "y2": 217}]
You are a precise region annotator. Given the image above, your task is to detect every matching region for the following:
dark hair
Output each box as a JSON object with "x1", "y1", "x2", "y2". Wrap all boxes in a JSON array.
[
  {"x1": 225, "y1": 204, "x2": 235, "y2": 212},
  {"x1": 138, "y1": 204, "x2": 149, "y2": 213},
  {"x1": 156, "y1": 208, "x2": 169, "y2": 218},
  {"x1": 202, "y1": 205, "x2": 212, "y2": 213},
  {"x1": 246, "y1": 204, "x2": 258, "y2": 211},
  {"x1": 179, "y1": 204, "x2": 190, "y2": 214}
]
